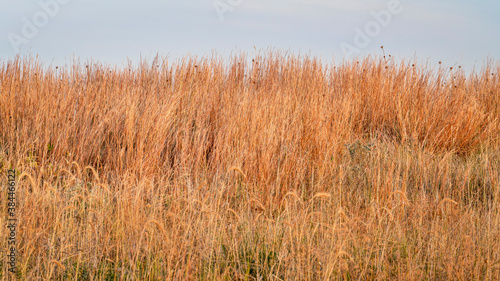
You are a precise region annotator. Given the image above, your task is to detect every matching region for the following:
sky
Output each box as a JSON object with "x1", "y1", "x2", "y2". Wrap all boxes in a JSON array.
[{"x1": 1, "y1": 0, "x2": 499, "y2": 71}]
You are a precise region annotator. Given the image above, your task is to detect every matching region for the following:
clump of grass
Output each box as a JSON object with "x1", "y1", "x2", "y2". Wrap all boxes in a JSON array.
[{"x1": 0, "y1": 51, "x2": 499, "y2": 280}]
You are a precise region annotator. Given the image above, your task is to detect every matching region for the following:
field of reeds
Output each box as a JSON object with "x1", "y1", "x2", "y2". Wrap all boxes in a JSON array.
[{"x1": 0, "y1": 51, "x2": 499, "y2": 280}]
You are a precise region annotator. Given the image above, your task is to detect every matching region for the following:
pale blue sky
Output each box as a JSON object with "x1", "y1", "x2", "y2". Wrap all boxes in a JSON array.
[{"x1": 1, "y1": 0, "x2": 499, "y2": 70}]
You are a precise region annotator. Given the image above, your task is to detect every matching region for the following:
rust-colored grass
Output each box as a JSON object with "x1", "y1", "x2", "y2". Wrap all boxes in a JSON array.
[{"x1": 0, "y1": 51, "x2": 499, "y2": 280}]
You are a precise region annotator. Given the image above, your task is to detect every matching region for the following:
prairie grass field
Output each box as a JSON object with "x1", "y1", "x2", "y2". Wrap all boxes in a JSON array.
[{"x1": 1, "y1": 51, "x2": 500, "y2": 280}]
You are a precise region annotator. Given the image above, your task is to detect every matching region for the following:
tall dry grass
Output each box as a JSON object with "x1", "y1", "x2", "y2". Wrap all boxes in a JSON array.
[{"x1": 0, "y1": 51, "x2": 499, "y2": 280}]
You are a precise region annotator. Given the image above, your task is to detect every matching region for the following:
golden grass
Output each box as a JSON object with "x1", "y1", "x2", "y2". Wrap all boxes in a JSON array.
[{"x1": 0, "y1": 51, "x2": 499, "y2": 280}]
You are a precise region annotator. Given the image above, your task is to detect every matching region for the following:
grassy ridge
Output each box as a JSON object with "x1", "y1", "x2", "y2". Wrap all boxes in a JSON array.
[{"x1": 0, "y1": 52, "x2": 499, "y2": 280}]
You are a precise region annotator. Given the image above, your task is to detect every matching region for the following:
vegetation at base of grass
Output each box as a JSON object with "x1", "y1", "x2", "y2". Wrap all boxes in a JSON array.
[{"x1": 0, "y1": 51, "x2": 499, "y2": 280}]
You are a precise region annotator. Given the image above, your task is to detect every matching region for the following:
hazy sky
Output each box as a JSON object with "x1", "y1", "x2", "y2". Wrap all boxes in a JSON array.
[{"x1": 1, "y1": 0, "x2": 499, "y2": 70}]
